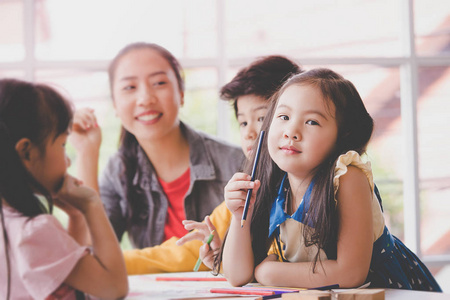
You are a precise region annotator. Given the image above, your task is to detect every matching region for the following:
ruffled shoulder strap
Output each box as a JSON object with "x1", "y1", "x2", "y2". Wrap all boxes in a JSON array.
[{"x1": 333, "y1": 150, "x2": 374, "y2": 205}]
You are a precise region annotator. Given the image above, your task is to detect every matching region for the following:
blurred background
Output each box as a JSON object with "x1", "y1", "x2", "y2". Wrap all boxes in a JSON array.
[{"x1": 1, "y1": 0, "x2": 449, "y2": 291}]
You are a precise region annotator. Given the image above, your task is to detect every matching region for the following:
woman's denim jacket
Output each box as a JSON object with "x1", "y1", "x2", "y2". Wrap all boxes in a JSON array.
[{"x1": 100, "y1": 122, "x2": 245, "y2": 248}]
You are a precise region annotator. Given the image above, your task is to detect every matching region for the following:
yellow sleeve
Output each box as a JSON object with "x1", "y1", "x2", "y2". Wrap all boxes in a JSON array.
[
  {"x1": 123, "y1": 201, "x2": 232, "y2": 275},
  {"x1": 267, "y1": 239, "x2": 284, "y2": 262},
  {"x1": 123, "y1": 237, "x2": 203, "y2": 275},
  {"x1": 207, "y1": 201, "x2": 232, "y2": 241}
]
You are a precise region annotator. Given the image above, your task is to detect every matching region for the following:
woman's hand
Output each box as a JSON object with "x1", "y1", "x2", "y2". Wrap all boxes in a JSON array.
[
  {"x1": 177, "y1": 216, "x2": 220, "y2": 269},
  {"x1": 224, "y1": 172, "x2": 260, "y2": 219},
  {"x1": 69, "y1": 107, "x2": 102, "y2": 155}
]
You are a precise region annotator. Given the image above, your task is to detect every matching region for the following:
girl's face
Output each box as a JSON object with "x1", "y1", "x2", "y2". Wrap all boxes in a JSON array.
[
  {"x1": 28, "y1": 133, "x2": 71, "y2": 195},
  {"x1": 236, "y1": 95, "x2": 268, "y2": 158},
  {"x1": 268, "y1": 84, "x2": 338, "y2": 180},
  {"x1": 112, "y1": 48, "x2": 183, "y2": 141}
]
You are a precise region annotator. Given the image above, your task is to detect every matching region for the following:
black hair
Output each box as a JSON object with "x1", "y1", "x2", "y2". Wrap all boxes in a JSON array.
[
  {"x1": 220, "y1": 55, "x2": 302, "y2": 116},
  {"x1": 0, "y1": 78, "x2": 74, "y2": 299}
]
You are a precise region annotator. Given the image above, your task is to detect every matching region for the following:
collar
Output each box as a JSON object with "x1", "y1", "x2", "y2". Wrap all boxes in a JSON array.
[
  {"x1": 180, "y1": 122, "x2": 216, "y2": 181},
  {"x1": 268, "y1": 173, "x2": 315, "y2": 237}
]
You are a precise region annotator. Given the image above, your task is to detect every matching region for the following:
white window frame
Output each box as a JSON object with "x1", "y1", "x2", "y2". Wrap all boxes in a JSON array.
[{"x1": 1, "y1": 0, "x2": 449, "y2": 268}]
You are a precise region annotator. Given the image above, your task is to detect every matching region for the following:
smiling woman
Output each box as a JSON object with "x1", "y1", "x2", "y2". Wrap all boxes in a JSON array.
[{"x1": 70, "y1": 42, "x2": 245, "y2": 249}]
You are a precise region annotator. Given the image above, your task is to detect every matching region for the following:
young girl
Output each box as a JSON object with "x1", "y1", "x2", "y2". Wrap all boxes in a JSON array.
[
  {"x1": 0, "y1": 79, "x2": 128, "y2": 299},
  {"x1": 218, "y1": 68, "x2": 442, "y2": 292}
]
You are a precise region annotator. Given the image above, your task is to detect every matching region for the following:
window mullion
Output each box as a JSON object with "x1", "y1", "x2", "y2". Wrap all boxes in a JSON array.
[
  {"x1": 400, "y1": 0, "x2": 421, "y2": 256},
  {"x1": 216, "y1": 0, "x2": 230, "y2": 140},
  {"x1": 24, "y1": 0, "x2": 35, "y2": 81}
]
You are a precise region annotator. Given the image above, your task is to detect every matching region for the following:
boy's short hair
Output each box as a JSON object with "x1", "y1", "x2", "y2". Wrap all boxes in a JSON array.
[{"x1": 220, "y1": 55, "x2": 302, "y2": 116}]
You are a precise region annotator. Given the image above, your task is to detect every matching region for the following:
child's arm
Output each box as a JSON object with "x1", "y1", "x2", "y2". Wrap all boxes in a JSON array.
[
  {"x1": 69, "y1": 107, "x2": 102, "y2": 193},
  {"x1": 124, "y1": 202, "x2": 231, "y2": 274},
  {"x1": 254, "y1": 166, "x2": 373, "y2": 288},
  {"x1": 222, "y1": 173, "x2": 261, "y2": 286},
  {"x1": 53, "y1": 197, "x2": 90, "y2": 246},
  {"x1": 56, "y1": 174, "x2": 128, "y2": 299}
]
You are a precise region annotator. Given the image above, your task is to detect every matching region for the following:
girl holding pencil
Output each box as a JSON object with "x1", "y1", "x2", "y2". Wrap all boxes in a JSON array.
[{"x1": 217, "y1": 68, "x2": 442, "y2": 292}]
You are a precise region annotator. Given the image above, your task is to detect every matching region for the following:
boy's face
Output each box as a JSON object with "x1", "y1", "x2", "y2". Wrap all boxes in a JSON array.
[{"x1": 236, "y1": 95, "x2": 268, "y2": 158}]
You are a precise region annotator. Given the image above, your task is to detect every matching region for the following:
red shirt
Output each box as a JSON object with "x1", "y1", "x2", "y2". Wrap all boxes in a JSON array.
[{"x1": 158, "y1": 168, "x2": 190, "y2": 241}]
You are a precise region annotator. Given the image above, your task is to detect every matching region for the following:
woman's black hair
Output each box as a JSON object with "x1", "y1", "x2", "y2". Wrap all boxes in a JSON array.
[
  {"x1": 107, "y1": 42, "x2": 185, "y2": 246},
  {"x1": 0, "y1": 78, "x2": 74, "y2": 299}
]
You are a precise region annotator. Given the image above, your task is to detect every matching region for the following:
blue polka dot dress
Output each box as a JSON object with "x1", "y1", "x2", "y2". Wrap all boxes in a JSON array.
[
  {"x1": 269, "y1": 151, "x2": 442, "y2": 292},
  {"x1": 367, "y1": 225, "x2": 441, "y2": 291}
]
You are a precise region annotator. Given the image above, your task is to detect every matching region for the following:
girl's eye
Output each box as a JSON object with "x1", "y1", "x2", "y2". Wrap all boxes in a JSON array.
[
  {"x1": 239, "y1": 121, "x2": 248, "y2": 128},
  {"x1": 279, "y1": 115, "x2": 289, "y2": 121},
  {"x1": 123, "y1": 85, "x2": 135, "y2": 91},
  {"x1": 153, "y1": 81, "x2": 167, "y2": 87},
  {"x1": 306, "y1": 120, "x2": 319, "y2": 126},
  {"x1": 257, "y1": 116, "x2": 265, "y2": 122}
]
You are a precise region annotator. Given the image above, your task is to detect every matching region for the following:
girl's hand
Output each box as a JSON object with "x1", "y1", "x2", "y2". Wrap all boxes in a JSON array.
[
  {"x1": 224, "y1": 172, "x2": 260, "y2": 219},
  {"x1": 69, "y1": 107, "x2": 102, "y2": 155},
  {"x1": 177, "y1": 216, "x2": 221, "y2": 269},
  {"x1": 54, "y1": 174, "x2": 100, "y2": 214},
  {"x1": 53, "y1": 195, "x2": 84, "y2": 219}
]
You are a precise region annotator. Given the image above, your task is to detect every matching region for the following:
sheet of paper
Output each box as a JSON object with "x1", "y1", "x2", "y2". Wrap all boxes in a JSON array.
[{"x1": 127, "y1": 272, "x2": 254, "y2": 299}]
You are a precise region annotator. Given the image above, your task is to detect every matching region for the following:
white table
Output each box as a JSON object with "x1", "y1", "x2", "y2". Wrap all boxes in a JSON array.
[{"x1": 127, "y1": 272, "x2": 450, "y2": 300}]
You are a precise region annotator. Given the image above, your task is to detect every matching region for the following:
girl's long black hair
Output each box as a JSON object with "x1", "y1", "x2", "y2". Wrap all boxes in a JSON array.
[
  {"x1": 107, "y1": 42, "x2": 185, "y2": 246},
  {"x1": 0, "y1": 79, "x2": 73, "y2": 299},
  {"x1": 213, "y1": 68, "x2": 373, "y2": 274}
]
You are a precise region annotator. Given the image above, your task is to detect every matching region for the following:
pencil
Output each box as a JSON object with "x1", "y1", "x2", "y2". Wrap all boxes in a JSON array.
[
  {"x1": 310, "y1": 283, "x2": 339, "y2": 290},
  {"x1": 210, "y1": 288, "x2": 277, "y2": 296},
  {"x1": 258, "y1": 292, "x2": 298, "y2": 300},
  {"x1": 256, "y1": 284, "x2": 339, "y2": 299},
  {"x1": 193, "y1": 230, "x2": 215, "y2": 272},
  {"x1": 241, "y1": 130, "x2": 265, "y2": 227},
  {"x1": 155, "y1": 277, "x2": 227, "y2": 281}
]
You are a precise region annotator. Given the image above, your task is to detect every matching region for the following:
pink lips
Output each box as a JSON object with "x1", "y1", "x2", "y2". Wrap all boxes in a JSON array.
[
  {"x1": 246, "y1": 147, "x2": 254, "y2": 157},
  {"x1": 280, "y1": 145, "x2": 301, "y2": 155}
]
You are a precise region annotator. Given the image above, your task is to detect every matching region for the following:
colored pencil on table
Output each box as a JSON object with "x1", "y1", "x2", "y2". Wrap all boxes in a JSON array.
[
  {"x1": 257, "y1": 284, "x2": 340, "y2": 299},
  {"x1": 241, "y1": 130, "x2": 265, "y2": 227},
  {"x1": 155, "y1": 277, "x2": 227, "y2": 281},
  {"x1": 259, "y1": 293, "x2": 292, "y2": 300},
  {"x1": 193, "y1": 230, "x2": 215, "y2": 272},
  {"x1": 311, "y1": 283, "x2": 340, "y2": 290},
  {"x1": 210, "y1": 288, "x2": 281, "y2": 296}
]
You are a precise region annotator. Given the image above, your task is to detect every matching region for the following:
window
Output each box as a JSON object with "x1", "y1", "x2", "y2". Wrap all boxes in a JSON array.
[{"x1": 1, "y1": 0, "x2": 449, "y2": 291}]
